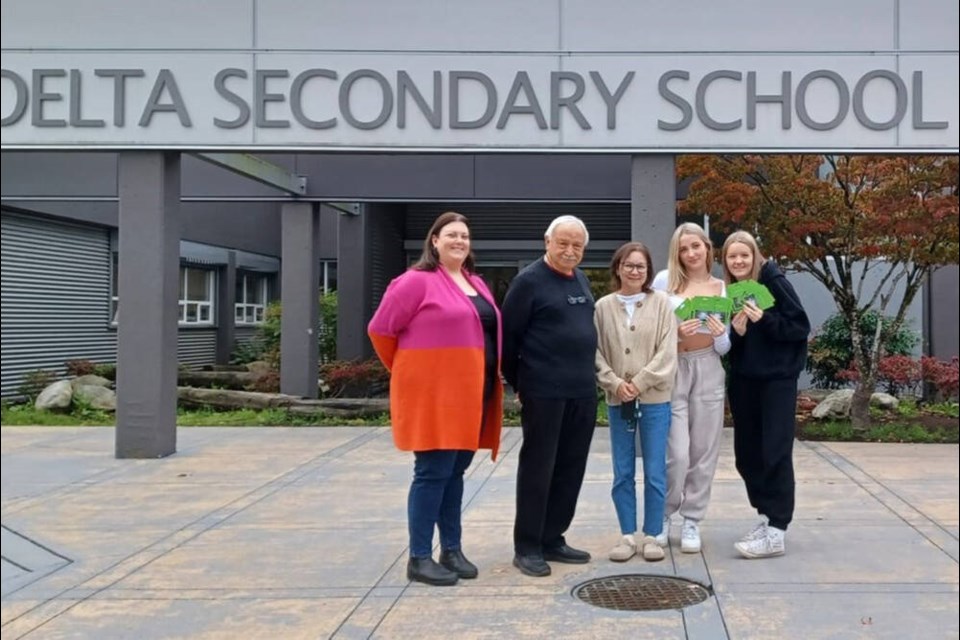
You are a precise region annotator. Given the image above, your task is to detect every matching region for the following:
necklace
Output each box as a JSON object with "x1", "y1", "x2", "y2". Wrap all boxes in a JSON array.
[{"x1": 688, "y1": 274, "x2": 712, "y2": 284}]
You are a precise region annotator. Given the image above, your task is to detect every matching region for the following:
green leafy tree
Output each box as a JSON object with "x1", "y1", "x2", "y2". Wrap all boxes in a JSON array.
[
  {"x1": 807, "y1": 311, "x2": 919, "y2": 388},
  {"x1": 678, "y1": 154, "x2": 959, "y2": 430}
]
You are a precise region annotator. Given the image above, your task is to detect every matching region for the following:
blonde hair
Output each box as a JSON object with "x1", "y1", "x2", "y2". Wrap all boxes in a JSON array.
[
  {"x1": 721, "y1": 230, "x2": 765, "y2": 283},
  {"x1": 666, "y1": 223, "x2": 715, "y2": 294}
]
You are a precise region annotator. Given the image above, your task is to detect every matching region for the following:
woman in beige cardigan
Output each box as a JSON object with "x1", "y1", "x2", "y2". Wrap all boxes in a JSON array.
[{"x1": 595, "y1": 242, "x2": 678, "y2": 562}]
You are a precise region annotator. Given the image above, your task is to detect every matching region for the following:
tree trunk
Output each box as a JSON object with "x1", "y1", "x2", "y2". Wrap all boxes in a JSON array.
[
  {"x1": 844, "y1": 305, "x2": 880, "y2": 432},
  {"x1": 850, "y1": 384, "x2": 873, "y2": 432}
]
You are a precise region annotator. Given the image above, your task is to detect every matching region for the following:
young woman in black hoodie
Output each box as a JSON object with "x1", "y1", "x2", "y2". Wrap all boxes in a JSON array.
[{"x1": 722, "y1": 231, "x2": 811, "y2": 559}]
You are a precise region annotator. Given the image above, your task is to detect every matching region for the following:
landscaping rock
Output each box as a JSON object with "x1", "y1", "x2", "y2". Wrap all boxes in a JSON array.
[
  {"x1": 74, "y1": 385, "x2": 116, "y2": 411},
  {"x1": 71, "y1": 374, "x2": 112, "y2": 389},
  {"x1": 811, "y1": 389, "x2": 854, "y2": 419},
  {"x1": 799, "y1": 388, "x2": 834, "y2": 403},
  {"x1": 812, "y1": 389, "x2": 902, "y2": 418},
  {"x1": 35, "y1": 380, "x2": 73, "y2": 411},
  {"x1": 870, "y1": 392, "x2": 900, "y2": 410}
]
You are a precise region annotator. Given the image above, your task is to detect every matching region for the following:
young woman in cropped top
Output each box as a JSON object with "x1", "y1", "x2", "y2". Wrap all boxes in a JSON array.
[{"x1": 652, "y1": 223, "x2": 729, "y2": 554}]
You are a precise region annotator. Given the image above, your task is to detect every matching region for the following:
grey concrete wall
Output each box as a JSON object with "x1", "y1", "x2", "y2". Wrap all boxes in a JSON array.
[{"x1": 929, "y1": 265, "x2": 959, "y2": 359}]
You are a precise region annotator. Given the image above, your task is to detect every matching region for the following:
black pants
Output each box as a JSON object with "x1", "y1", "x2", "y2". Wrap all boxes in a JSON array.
[
  {"x1": 728, "y1": 375, "x2": 797, "y2": 531},
  {"x1": 514, "y1": 394, "x2": 597, "y2": 555}
]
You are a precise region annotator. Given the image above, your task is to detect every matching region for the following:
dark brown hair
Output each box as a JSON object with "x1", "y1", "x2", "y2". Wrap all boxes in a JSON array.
[
  {"x1": 609, "y1": 242, "x2": 654, "y2": 293},
  {"x1": 411, "y1": 211, "x2": 476, "y2": 272}
]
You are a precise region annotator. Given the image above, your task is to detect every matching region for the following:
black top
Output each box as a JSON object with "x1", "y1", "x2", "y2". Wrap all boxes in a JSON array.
[
  {"x1": 501, "y1": 258, "x2": 598, "y2": 398},
  {"x1": 469, "y1": 293, "x2": 498, "y2": 400},
  {"x1": 729, "y1": 259, "x2": 811, "y2": 380}
]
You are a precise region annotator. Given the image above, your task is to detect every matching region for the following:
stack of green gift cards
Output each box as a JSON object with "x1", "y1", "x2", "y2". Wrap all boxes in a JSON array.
[
  {"x1": 727, "y1": 280, "x2": 775, "y2": 313},
  {"x1": 675, "y1": 296, "x2": 733, "y2": 325}
]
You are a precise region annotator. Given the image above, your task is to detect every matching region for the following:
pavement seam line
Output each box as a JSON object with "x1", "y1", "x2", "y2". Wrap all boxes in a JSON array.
[
  {"x1": 331, "y1": 427, "x2": 524, "y2": 640},
  {"x1": 1, "y1": 427, "x2": 386, "y2": 637},
  {"x1": 803, "y1": 440, "x2": 959, "y2": 560}
]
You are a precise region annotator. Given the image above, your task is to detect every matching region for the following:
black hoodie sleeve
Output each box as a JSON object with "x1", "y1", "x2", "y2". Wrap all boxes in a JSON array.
[{"x1": 757, "y1": 261, "x2": 811, "y2": 343}]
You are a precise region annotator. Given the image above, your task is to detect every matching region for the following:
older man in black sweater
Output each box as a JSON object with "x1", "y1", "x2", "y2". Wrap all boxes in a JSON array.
[{"x1": 502, "y1": 215, "x2": 598, "y2": 577}]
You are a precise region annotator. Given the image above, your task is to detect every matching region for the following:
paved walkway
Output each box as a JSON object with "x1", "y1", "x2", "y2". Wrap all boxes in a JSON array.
[{"x1": 1, "y1": 426, "x2": 957, "y2": 639}]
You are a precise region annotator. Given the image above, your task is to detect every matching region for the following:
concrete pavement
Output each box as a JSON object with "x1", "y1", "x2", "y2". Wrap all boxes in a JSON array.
[{"x1": 2, "y1": 426, "x2": 957, "y2": 639}]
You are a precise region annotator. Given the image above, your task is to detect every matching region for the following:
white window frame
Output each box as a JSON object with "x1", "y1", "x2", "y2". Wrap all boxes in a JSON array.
[
  {"x1": 110, "y1": 258, "x2": 217, "y2": 327},
  {"x1": 235, "y1": 273, "x2": 268, "y2": 325},
  {"x1": 321, "y1": 260, "x2": 337, "y2": 293},
  {"x1": 178, "y1": 266, "x2": 216, "y2": 326}
]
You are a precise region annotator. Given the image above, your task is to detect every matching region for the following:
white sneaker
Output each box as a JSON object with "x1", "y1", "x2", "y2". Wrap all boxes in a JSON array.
[
  {"x1": 655, "y1": 515, "x2": 670, "y2": 546},
  {"x1": 735, "y1": 526, "x2": 785, "y2": 559},
  {"x1": 609, "y1": 536, "x2": 636, "y2": 562},
  {"x1": 738, "y1": 518, "x2": 769, "y2": 544},
  {"x1": 680, "y1": 519, "x2": 701, "y2": 553}
]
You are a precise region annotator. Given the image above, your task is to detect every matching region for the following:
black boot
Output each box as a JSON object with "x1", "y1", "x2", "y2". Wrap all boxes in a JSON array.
[
  {"x1": 407, "y1": 557, "x2": 459, "y2": 586},
  {"x1": 439, "y1": 549, "x2": 479, "y2": 579}
]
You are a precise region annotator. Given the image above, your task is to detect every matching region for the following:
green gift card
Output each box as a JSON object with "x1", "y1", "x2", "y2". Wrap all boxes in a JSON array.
[
  {"x1": 727, "y1": 280, "x2": 775, "y2": 313},
  {"x1": 675, "y1": 296, "x2": 733, "y2": 325}
]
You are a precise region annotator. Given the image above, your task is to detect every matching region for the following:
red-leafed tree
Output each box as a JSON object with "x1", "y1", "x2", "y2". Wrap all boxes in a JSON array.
[{"x1": 677, "y1": 154, "x2": 959, "y2": 429}]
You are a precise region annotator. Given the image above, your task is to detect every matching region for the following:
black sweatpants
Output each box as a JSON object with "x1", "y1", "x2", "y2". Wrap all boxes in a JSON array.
[
  {"x1": 728, "y1": 375, "x2": 797, "y2": 531},
  {"x1": 514, "y1": 394, "x2": 598, "y2": 555}
]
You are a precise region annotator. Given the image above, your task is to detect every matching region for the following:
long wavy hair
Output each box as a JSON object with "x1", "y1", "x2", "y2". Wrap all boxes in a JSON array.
[
  {"x1": 411, "y1": 211, "x2": 476, "y2": 273},
  {"x1": 666, "y1": 222, "x2": 715, "y2": 294},
  {"x1": 721, "y1": 230, "x2": 765, "y2": 283},
  {"x1": 609, "y1": 242, "x2": 654, "y2": 293}
]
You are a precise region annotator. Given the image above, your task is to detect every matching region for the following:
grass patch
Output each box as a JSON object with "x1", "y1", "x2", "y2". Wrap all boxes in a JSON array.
[
  {"x1": 2, "y1": 403, "x2": 112, "y2": 426},
  {"x1": 798, "y1": 419, "x2": 958, "y2": 444},
  {"x1": 2, "y1": 403, "x2": 391, "y2": 427},
  {"x1": 4, "y1": 397, "x2": 955, "y2": 443}
]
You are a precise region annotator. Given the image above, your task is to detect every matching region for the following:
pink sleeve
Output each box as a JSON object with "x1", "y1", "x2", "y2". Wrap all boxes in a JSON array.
[{"x1": 367, "y1": 271, "x2": 426, "y2": 368}]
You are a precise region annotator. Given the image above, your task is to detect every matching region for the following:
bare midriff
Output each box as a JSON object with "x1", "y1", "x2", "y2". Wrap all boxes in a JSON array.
[{"x1": 678, "y1": 333, "x2": 714, "y2": 352}]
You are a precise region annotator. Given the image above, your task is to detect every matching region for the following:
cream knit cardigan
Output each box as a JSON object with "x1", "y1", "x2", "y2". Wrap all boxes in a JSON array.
[{"x1": 594, "y1": 289, "x2": 678, "y2": 406}]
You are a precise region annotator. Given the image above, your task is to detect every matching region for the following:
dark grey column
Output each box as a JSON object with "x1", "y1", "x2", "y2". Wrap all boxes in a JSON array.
[
  {"x1": 216, "y1": 250, "x2": 237, "y2": 364},
  {"x1": 631, "y1": 155, "x2": 676, "y2": 273},
  {"x1": 280, "y1": 203, "x2": 320, "y2": 397},
  {"x1": 116, "y1": 152, "x2": 180, "y2": 459},
  {"x1": 337, "y1": 207, "x2": 372, "y2": 360}
]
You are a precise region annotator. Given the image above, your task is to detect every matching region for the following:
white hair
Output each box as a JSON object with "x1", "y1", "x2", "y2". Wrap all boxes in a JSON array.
[{"x1": 544, "y1": 215, "x2": 590, "y2": 246}]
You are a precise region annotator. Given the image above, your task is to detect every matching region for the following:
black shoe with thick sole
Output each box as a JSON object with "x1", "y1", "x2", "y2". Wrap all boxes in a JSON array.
[
  {"x1": 439, "y1": 548, "x2": 479, "y2": 579},
  {"x1": 513, "y1": 553, "x2": 552, "y2": 577},
  {"x1": 407, "y1": 557, "x2": 459, "y2": 586},
  {"x1": 542, "y1": 544, "x2": 591, "y2": 564}
]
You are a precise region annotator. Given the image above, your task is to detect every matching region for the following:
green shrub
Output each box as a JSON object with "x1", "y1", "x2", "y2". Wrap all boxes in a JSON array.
[
  {"x1": 319, "y1": 291, "x2": 338, "y2": 363},
  {"x1": 247, "y1": 293, "x2": 338, "y2": 367},
  {"x1": 230, "y1": 340, "x2": 262, "y2": 365},
  {"x1": 806, "y1": 311, "x2": 919, "y2": 388},
  {"x1": 92, "y1": 363, "x2": 117, "y2": 381},
  {"x1": 258, "y1": 301, "x2": 283, "y2": 367}
]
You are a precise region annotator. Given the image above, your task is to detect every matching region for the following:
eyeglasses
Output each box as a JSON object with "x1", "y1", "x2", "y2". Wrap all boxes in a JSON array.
[
  {"x1": 567, "y1": 295, "x2": 587, "y2": 305},
  {"x1": 621, "y1": 263, "x2": 648, "y2": 273}
]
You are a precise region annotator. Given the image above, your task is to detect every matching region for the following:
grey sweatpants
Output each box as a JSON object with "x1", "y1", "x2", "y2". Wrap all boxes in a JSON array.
[{"x1": 666, "y1": 346, "x2": 725, "y2": 522}]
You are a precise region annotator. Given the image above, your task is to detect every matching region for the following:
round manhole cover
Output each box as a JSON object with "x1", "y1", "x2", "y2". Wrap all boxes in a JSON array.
[{"x1": 573, "y1": 574, "x2": 712, "y2": 611}]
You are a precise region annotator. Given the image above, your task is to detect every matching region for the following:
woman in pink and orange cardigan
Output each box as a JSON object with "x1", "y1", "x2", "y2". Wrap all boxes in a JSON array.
[{"x1": 368, "y1": 211, "x2": 503, "y2": 587}]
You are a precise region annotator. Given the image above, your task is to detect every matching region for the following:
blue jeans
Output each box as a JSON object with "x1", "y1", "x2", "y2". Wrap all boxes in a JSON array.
[
  {"x1": 408, "y1": 449, "x2": 476, "y2": 558},
  {"x1": 608, "y1": 402, "x2": 671, "y2": 537}
]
